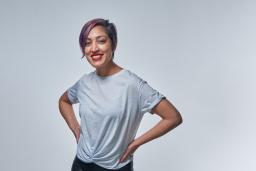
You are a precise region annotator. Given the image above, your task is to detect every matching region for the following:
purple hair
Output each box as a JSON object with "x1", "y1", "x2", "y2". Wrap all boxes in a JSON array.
[{"x1": 79, "y1": 18, "x2": 118, "y2": 59}]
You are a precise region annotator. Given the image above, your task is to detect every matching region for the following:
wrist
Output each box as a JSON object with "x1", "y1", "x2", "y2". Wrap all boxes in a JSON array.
[{"x1": 133, "y1": 138, "x2": 142, "y2": 147}]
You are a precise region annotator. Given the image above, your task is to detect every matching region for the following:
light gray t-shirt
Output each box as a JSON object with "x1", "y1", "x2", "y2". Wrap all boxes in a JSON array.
[{"x1": 67, "y1": 68, "x2": 165, "y2": 169}]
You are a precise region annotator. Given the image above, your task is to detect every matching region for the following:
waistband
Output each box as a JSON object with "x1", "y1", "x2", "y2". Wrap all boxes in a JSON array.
[{"x1": 74, "y1": 155, "x2": 133, "y2": 170}]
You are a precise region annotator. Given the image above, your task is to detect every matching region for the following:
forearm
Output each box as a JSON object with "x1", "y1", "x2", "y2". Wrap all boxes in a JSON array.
[
  {"x1": 58, "y1": 100, "x2": 80, "y2": 133},
  {"x1": 134, "y1": 118, "x2": 181, "y2": 147}
]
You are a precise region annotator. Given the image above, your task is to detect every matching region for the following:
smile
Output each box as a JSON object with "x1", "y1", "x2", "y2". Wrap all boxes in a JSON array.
[{"x1": 91, "y1": 54, "x2": 103, "y2": 61}]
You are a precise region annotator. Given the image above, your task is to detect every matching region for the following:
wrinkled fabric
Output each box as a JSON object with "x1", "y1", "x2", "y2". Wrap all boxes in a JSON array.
[
  {"x1": 71, "y1": 155, "x2": 133, "y2": 171},
  {"x1": 67, "y1": 69, "x2": 165, "y2": 170}
]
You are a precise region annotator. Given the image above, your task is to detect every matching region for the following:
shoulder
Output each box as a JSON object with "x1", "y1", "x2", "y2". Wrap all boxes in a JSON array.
[
  {"x1": 123, "y1": 69, "x2": 146, "y2": 89},
  {"x1": 81, "y1": 71, "x2": 95, "y2": 80},
  {"x1": 73, "y1": 72, "x2": 92, "y2": 86}
]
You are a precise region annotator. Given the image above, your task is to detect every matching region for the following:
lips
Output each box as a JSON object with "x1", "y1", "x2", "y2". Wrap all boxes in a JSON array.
[{"x1": 91, "y1": 54, "x2": 103, "y2": 61}]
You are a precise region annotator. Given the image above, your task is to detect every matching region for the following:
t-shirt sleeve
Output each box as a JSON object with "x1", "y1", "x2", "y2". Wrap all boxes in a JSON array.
[
  {"x1": 67, "y1": 79, "x2": 80, "y2": 104},
  {"x1": 138, "y1": 79, "x2": 166, "y2": 115}
]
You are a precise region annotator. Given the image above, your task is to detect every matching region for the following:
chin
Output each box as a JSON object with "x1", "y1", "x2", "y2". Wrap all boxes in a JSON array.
[
  {"x1": 91, "y1": 61, "x2": 106, "y2": 69},
  {"x1": 87, "y1": 55, "x2": 112, "y2": 69}
]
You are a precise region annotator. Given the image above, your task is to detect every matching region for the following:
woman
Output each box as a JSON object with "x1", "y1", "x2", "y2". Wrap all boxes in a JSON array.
[{"x1": 58, "y1": 18, "x2": 182, "y2": 171}]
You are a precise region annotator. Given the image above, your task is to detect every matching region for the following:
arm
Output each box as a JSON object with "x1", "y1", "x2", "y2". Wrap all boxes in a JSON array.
[
  {"x1": 134, "y1": 98, "x2": 182, "y2": 146},
  {"x1": 119, "y1": 98, "x2": 182, "y2": 163},
  {"x1": 58, "y1": 91, "x2": 80, "y2": 143}
]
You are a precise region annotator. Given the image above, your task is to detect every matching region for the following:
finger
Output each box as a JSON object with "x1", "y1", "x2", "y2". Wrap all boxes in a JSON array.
[
  {"x1": 119, "y1": 155, "x2": 126, "y2": 163},
  {"x1": 120, "y1": 151, "x2": 129, "y2": 163},
  {"x1": 119, "y1": 154, "x2": 125, "y2": 163},
  {"x1": 119, "y1": 154, "x2": 123, "y2": 162}
]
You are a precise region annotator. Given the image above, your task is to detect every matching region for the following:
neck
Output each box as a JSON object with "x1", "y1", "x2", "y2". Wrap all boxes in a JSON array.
[{"x1": 96, "y1": 61, "x2": 123, "y2": 77}]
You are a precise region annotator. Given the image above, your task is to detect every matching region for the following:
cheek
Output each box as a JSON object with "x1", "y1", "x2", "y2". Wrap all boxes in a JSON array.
[
  {"x1": 84, "y1": 48, "x2": 90, "y2": 56},
  {"x1": 101, "y1": 45, "x2": 113, "y2": 55}
]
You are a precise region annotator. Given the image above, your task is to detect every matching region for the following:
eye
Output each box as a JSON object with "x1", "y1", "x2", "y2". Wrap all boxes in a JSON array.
[
  {"x1": 85, "y1": 42, "x2": 91, "y2": 46},
  {"x1": 98, "y1": 39, "x2": 106, "y2": 44}
]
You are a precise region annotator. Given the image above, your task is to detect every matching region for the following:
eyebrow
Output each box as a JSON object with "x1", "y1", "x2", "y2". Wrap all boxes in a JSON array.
[{"x1": 87, "y1": 35, "x2": 107, "y2": 40}]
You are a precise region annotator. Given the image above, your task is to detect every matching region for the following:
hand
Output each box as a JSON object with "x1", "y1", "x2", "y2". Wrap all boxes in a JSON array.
[
  {"x1": 119, "y1": 140, "x2": 140, "y2": 163},
  {"x1": 72, "y1": 126, "x2": 80, "y2": 144}
]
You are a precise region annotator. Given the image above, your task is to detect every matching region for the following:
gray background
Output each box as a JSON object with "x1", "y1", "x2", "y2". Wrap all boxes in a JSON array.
[{"x1": 1, "y1": 0, "x2": 255, "y2": 170}]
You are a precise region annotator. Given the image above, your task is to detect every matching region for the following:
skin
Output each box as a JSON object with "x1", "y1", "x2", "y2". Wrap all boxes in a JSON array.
[
  {"x1": 58, "y1": 25, "x2": 183, "y2": 164},
  {"x1": 84, "y1": 25, "x2": 122, "y2": 76}
]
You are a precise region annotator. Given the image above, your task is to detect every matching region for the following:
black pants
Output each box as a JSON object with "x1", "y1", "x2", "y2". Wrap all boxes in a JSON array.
[{"x1": 71, "y1": 155, "x2": 134, "y2": 171}]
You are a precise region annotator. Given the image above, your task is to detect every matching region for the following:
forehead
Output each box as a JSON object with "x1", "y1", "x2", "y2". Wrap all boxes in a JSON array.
[{"x1": 87, "y1": 25, "x2": 108, "y2": 39}]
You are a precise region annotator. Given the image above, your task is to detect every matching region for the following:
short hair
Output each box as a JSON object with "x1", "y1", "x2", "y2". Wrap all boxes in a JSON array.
[{"x1": 79, "y1": 18, "x2": 118, "y2": 59}]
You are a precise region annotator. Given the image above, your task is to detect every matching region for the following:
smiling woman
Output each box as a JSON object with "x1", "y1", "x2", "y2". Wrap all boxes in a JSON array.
[
  {"x1": 80, "y1": 18, "x2": 117, "y2": 58},
  {"x1": 79, "y1": 18, "x2": 119, "y2": 77},
  {"x1": 58, "y1": 18, "x2": 182, "y2": 171},
  {"x1": 84, "y1": 25, "x2": 114, "y2": 72},
  {"x1": 86, "y1": 34, "x2": 107, "y2": 62}
]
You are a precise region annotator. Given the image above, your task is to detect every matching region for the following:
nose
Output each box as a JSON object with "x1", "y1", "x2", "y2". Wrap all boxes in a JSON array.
[{"x1": 91, "y1": 41, "x2": 99, "y2": 53}]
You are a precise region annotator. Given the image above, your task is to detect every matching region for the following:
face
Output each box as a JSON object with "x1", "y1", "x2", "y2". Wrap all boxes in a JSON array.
[{"x1": 84, "y1": 25, "x2": 114, "y2": 69}]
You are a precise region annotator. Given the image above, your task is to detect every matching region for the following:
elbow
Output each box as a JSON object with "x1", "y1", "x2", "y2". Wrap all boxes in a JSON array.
[
  {"x1": 59, "y1": 91, "x2": 72, "y2": 105},
  {"x1": 164, "y1": 111, "x2": 183, "y2": 129},
  {"x1": 177, "y1": 113, "x2": 183, "y2": 125},
  {"x1": 173, "y1": 111, "x2": 183, "y2": 126},
  {"x1": 58, "y1": 96, "x2": 62, "y2": 103},
  {"x1": 58, "y1": 96, "x2": 64, "y2": 109},
  {"x1": 176, "y1": 112, "x2": 183, "y2": 125},
  {"x1": 58, "y1": 95, "x2": 64, "y2": 105}
]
